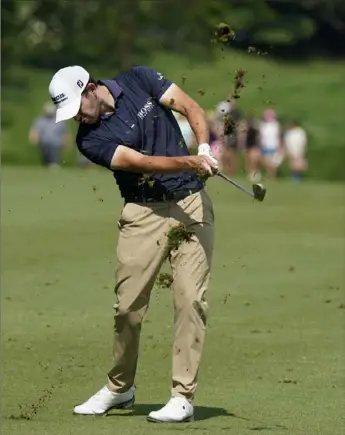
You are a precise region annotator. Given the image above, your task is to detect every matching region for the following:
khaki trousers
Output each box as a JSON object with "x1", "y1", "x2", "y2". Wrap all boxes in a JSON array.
[{"x1": 107, "y1": 190, "x2": 214, "y2": 401}]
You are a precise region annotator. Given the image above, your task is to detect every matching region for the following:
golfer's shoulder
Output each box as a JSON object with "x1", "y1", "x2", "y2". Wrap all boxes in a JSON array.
[
  {"x1": 114, "y1": 65, "x2": 162, "y2": 87},
  {"x1": 115, "y1": 65, "x2": 151, "y2": 78},
  {"x1": 76, "y1": 122, "x2": 117, "y2": 150},
  {"x1": 112, "y1": 66, "x2": 140, "y2": 84}
]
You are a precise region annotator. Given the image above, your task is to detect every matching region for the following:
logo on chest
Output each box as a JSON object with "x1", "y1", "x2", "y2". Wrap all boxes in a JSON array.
[{"x1": 137, "y1": 99, "x2": 154, "y2": 120}]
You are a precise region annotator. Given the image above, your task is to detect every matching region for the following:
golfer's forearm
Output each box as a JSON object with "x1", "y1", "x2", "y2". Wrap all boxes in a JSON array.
[
  {"x1": 138, "y1": 155, "x2": 193, "y2": 174},
  {"x1": 185, "y1": 107, "x2": 209, "y2": 146},
  {"x1": 111, "y1": 145, "x2": 195, "y2": 173}
]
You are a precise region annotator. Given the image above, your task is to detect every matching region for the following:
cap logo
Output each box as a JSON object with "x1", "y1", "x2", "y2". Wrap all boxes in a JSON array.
[
  {"x1": 77, "y1": 80, "x2": 84, "y2": 88},
  {"x1": 51, "y1": 93, "x2": 68, "y2": 105}
]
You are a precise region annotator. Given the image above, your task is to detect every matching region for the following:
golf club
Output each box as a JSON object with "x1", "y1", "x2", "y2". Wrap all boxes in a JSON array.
[{"x1": 216, "y1": 171, "x2": 266, "y2": 202}]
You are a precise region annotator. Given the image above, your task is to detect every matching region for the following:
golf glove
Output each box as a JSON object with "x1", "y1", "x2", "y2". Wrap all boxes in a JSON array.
[{"x1": 197, "y1": 143, "x2": 218, "y2": 167}]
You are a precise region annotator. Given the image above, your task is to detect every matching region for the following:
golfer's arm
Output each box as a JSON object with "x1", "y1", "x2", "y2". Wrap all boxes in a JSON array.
[
  {"x1": 159, "y1": 84, "x2": 209, "y2": 146},
  {"x1": 110, "y1": 145, "x2": 192, "y2": 174}
]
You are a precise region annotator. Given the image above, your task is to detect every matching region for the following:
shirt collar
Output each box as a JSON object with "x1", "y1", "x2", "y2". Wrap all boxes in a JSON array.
[
  {"x1": 98, "y1": 79, "x2": 123, "y2": 99},
  {"x1": 97, "y1": 79, "x2": 123, "y2": 120}
]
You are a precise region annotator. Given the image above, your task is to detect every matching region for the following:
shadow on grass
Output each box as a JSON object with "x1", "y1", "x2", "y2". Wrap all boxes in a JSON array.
[
  {"x1": 110, "y1": 404, "x2": 288, "y2": 429},
  {"x1": 109, "y1": 403, "x2": 232, "y2": 421},
  {"x1": 142, "y1": 404, "x2": 230, "y2": 421}
]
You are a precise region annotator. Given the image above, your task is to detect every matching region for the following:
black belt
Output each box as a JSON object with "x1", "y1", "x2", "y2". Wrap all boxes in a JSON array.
[{"x1": 124, "y1": 187, "x2": 201, "y2": 204}]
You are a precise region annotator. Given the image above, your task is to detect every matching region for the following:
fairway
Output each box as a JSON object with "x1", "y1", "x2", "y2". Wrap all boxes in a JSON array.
[{"x1": 2, "y1": 167, "x2": 344, "y2": 435}]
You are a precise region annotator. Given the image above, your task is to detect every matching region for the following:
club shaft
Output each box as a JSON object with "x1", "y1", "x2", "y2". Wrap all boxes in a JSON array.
[{"x1": 217, "y1": 172, "x2": 254, "y2": 198}]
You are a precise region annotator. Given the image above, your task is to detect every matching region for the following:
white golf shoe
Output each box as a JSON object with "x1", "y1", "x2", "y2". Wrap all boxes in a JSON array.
[
  {"x1": 73, "y1": 385, "x2": 135, "y2": 416},
  {"x1": 147, "y1": 397, "x2": 194, "y2": 423}
]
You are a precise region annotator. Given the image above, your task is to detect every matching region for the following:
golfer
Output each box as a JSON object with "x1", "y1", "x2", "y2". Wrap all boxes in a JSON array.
[{"x1": 48, "y1": 65, "x2": 218, "y2": 423}]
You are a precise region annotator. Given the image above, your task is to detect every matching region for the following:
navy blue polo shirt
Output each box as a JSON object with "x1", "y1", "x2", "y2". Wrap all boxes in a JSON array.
[{"x1": 76, "y1": 66, "x2": 203, "y2": 201}]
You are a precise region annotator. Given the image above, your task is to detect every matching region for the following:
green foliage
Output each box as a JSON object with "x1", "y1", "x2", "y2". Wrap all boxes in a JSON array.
[
  {"x1": 1, "y1": 1, "x2": 344, "y2": 180},
  {"x1": 2, "y1": 0, "x2": 345, "y2": 73},
  {"x1": 2, "y1": 50, "x2": 344, "y2": 181}
]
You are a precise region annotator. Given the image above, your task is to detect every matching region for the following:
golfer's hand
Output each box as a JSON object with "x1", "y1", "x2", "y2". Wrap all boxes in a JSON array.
[
  {"x1": 197, "y1": 143, "x2": 218, "y2": 166},
  {"x1": 190, "y1": 155, "x2": 218, "y2": 176}
]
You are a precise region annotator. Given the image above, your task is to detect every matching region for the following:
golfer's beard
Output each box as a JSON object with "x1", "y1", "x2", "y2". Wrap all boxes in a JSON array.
[
  {"x1": 83, "y1": 117, "x2": 98, "y2": 124},
  {"x1": 82, "y1": 111, "x2": 100, "y2": 124}
]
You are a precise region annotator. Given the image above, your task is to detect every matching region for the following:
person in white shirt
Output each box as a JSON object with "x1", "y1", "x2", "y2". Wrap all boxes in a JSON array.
[
  {"x1": 283, "y1": 119, "x2": 308, "y2": 181},
  {"x1": 259, "y1": 109, "x2": 284, "y2": 178}
]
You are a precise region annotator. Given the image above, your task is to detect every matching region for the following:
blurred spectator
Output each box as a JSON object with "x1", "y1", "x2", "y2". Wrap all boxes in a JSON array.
[
  {"x1": 259, "y1": 108, "x2": 284, "y2": 178},
  {"x1": 209, "y1": 99, "x2": 244, "y2": 175},
  {"x1": 207, "y1": 109, "x2": 222, "y2": 162},
  {"x1": 173, "y1": 111, "x2": 196, "y2": 149},
  {"x1": 283, "y1": 119, "x2": 308, "y2": 182},
  {"x1": 242, "y1": 115, "x2": 262, "y2": 182},
  {"x1": 28, "y1": 102, "x2": 69, "y2": 170},
  {"x1": 208, "y1": 105, "x2": 228, "y2": 168},
  {"x1": 77, "y1": 151, "x2": 97, "y2": 169},
  {"x1": 223, "y1": 98, "x2": 244, "y2": 175}
]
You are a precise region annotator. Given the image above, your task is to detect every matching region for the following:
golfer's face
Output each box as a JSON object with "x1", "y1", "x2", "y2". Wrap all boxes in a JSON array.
[{"x1": 75, "y1": 94, "x2": 101, "y2": 124}]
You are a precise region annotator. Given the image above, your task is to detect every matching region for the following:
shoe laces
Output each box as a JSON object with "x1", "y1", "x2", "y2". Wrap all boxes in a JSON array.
[
  {"x1": 167, "y1": 397, "x2": 188, "y2": 411},
  {"x1": 90, "y1": 386, "x2": 109, "y2": 401}
]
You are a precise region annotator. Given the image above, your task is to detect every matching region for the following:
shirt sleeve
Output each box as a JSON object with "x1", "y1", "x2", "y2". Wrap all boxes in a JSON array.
[
  {"x1": 131, "y1": 66, "x2": 173, "y2": 100},
  {"x1": 76, "y1": 129, "x2": 118, "y2": 169}
]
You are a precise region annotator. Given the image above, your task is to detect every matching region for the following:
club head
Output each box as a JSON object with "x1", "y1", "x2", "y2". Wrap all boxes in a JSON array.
[{"x1": 252, "y1": 183, "x2": 266, "y2": 201}]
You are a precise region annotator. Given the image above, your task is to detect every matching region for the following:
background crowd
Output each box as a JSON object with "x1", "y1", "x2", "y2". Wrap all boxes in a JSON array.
[
  {"x1": 175, "y1": 98, "x2": 308, "y2": 183},
  {"x1": 28, "y1": 98, "x2": 308, "y2": 184}
]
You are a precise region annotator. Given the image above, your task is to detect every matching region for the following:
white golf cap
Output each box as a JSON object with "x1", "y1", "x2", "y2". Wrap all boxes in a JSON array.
[
  {"x1": 216, "y1": 100, "x2": 232, "y2": 115},
  {"x1": 48, "y1": 66, "x2": 90, "y2": 123}
]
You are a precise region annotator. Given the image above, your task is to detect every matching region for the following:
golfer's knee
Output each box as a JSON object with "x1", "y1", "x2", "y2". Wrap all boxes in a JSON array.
[
  {"x1": 192, "y1": 298, "x2": 208, "y2": 326},
  {"x1": 174, "y1": 287, "x2": 208, "y2": 325},
  {"x1": 114, "y1": 310, "x2": 144, "y2": 336},
  {"x1": 114, "y1": 299, "x2": 147, "y2": 329}
]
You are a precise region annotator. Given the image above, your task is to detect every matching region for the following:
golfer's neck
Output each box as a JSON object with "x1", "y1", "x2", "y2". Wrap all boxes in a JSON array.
[{"x1": 98, "y1": 85, "x2": 116, "y2": 114}]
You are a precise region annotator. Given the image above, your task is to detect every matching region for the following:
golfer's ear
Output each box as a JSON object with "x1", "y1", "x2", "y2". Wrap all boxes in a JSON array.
[{"x1": 159, "y1": 83, "x2": 201, "y2": 117}]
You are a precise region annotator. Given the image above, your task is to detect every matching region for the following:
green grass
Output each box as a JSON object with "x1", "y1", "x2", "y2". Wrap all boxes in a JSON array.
[
  {"x1": 2, "y1": 49, "x2": 345, "y2": 179},
  {"x1": 2, "y1": 167, "x2": 345, "y2": 435}
]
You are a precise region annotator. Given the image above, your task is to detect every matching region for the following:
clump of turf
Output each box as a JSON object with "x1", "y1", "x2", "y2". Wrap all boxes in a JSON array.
[
  {"x1": 222, "y1": 68, "x2": 247, "y2": 136},
  {"x1": 223, "y1": 112, "x2": 236, "y2": 136},
  {"x1": 138, "y1": 174, "x2": 155, "y2": 188},
  {"x1": 213, "y1": 23, "x2": 235, "y2": 45},
  {"x1": 231, "y1": 68, "x2": 247, "y2": 100},
  {"x1": 156, "y1": 272, "x2": 174, "y2": 289},
  {"x1": 167, "y1": 223, "x2": 194, "y2": 251}
]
